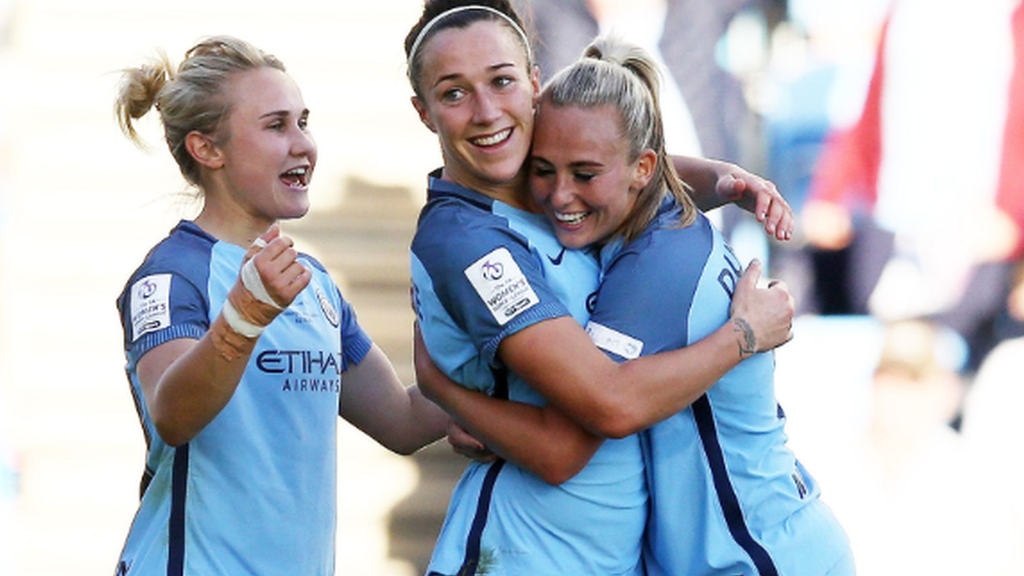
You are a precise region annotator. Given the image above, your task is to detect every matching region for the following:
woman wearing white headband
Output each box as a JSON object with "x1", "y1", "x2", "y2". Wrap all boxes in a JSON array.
[
  {"x1": 404, "y1": 1, "x2": 796, "y2": 574},
  {"x1": 112, "y1": 36, "x2": 450, "y2": 576}
]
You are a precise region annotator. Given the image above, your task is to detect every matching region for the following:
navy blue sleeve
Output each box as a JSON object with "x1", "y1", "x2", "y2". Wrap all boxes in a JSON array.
[
  {"x1": 301, "y1": 254, "x2": 373, "y2": 371},
  {"x1": 412, "y1": 198, "x2": 571, "y2": 364},
  {"x1": 118, "y1": 233, "x2": 213, "y2": 367},
  {"x1": 338, "y1": 297, "x2": 373, "y2": 370},
  {"x1": 588, "y1": 220, "x2": 716, "y2": 362}
]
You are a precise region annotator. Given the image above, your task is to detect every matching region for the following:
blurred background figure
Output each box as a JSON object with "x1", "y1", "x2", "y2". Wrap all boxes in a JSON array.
[
  {"x1": 777, "y1": 317, "x2": 1024, "y2": 576},
  {"x1": 0, "y1": 430, "x2": 16, "y2": 576},
  {"x1": 0, "y1": 1, "x2": 17, "y2": 574},
  {"x1": 799, "y1": 0, "x2": 1024, "y2": 372},
  {"x1": 526, "y1": 0, "x2": 783, "y2": 161},
  {"x1": 960, "y1": 262, "x2": 1024, "y2": 544}
]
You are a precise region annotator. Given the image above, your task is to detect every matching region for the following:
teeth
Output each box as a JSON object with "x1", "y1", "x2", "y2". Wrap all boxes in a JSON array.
[
  {"x1": 555, "y1": 211, "x2": 588, "y2": 225},
  {"x1": 472, "y1": 128, "x2": 512, "y2": 147},
  {"x1": 282, "y1": 166, "x2": 310, "y2": 187}
]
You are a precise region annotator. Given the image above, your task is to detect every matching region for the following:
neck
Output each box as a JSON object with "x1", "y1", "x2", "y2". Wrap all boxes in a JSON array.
[
  {"x1": 194, "y1": 207, "x2": 274, "y2": 248},
  {"x1": 440, "y1": 167, "x2": 534, "y2": 212}
]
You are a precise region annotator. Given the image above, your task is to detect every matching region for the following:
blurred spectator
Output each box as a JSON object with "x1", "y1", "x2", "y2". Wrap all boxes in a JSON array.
[
  {"x1": 0, "y1": 427, "x2": 16, "y2": 575},
  {"x1": 784, "y1": 318, "x2": 1024, "y2": 575},
  {"x1": 960, "y1": 261, "x2": 1024, "y2": 535},
  {"x1": 802, "y1": 0, "x2": 1024, "y2": 371},
  {"x1": 524, "y1": 0, "x2": 782, "y2": 161},
  {"x1": 756, "y1": 0, "x2": 890, "y2": 310},
  {"x1": 0, "y1": 3, "x2": 17, "y2": 573}
]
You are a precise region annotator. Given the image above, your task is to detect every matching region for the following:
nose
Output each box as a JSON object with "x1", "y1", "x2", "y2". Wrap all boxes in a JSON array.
[
  {"x1": 472, "y1": 90, "x2": 502, "y2": 125},
  {"x1": 292, "y1": 127, "x2": 316, "y2": 158},
  {"x1": 548, "y1": 173, "x2": 576, "y2": 208}
]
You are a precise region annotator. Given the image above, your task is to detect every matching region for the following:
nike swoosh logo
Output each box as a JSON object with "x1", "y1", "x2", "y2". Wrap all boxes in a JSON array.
[{"x1": 547, "y1": 248, "x2": 566, "y2": 266}]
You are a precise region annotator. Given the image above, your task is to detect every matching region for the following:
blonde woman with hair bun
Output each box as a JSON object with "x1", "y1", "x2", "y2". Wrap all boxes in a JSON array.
[{"x1": 112, "y1": 36, "x2": 449, "y2": 576}]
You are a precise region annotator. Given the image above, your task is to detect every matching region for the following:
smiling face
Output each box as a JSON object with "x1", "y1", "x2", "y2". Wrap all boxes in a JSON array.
[
  {"x1": 197, "y1": 66, "x2": 316, "y2": 241},
  {"x1": 411, "y1": 19, "x2": 539, "y2": 205},
  {"x1": 529, "y1": 102, "x2": 654, "y2": 249}
]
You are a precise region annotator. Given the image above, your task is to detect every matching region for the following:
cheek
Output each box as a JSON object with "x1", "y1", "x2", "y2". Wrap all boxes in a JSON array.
[
  {"x1": 529, "y1": 176, "x2": 550, "y2": 202},
  {"x1": 598, "y1": 189, "x2": 634, "y2": 229},
  {"x1": 519, "y1": 103, "x2": 536, "y2": 130},
  {"x1": 434, "y1": 110, "x2": 466, "y2": 142}
]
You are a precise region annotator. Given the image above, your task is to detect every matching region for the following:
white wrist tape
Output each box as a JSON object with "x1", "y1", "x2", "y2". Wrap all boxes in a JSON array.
[
  {"x1": 221, "y1": 299, "x2": 264, "y2": 338},
  {"x1": 240, "y1": 258, "x2": 284, "y2": 310}
]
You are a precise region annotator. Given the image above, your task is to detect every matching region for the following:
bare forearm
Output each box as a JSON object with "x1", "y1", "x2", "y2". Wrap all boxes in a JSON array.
[
  {"x1": 501, "y1": 262, "x2": 791, "y2": 441},
  {"x1": 339, "y1": 346, "x2": 448, "y2": 455},
  {"x1": 432, "y1": 385, "x2": 600, "y2": 484},
  {"x1": 376, "y1": 385, "x2": 450, "y2": 455},
  {"x1": 672, "y1": 155, "x2": 733, "y2": 211},
  {"x1": 150, "y1": 320, "x2": 254, "y2": 445},
  {"x1": 674, "y1": 157, "x2": 789, "y2": 231},
  {"x1": 144, "y1": 228, "x2": 310, "y2": 446},
  {"x1": 598, "y1": 320, "x2": 751, "y2": 436},
  {"x1": 540, "y1": 321, "x2": 747, "y2": 439}
]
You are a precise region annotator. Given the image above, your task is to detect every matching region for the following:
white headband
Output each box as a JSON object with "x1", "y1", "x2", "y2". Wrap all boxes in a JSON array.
[{"x1": 407, "y1": 5, "x2": 532, "y2": 71}]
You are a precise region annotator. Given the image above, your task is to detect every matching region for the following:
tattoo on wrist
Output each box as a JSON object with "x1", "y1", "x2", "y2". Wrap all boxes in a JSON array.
[{"x1": 732, "y1": 318, "x2": 757, "y2": 358}]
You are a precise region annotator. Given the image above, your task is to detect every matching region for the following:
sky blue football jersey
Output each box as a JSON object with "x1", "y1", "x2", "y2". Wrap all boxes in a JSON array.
[
  {"x1": 115, "y1": 221, "x2": 372, "y2": 576},
  {"x1": 411, "y1": 173, "x2": 646, "y2": 576},
  {"x1": 589, "y1": 200, "x2": 853, "y2": 576}
]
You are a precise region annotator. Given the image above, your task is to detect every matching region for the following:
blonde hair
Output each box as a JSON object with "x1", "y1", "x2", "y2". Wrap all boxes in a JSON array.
[
  {"x1": 540, "y1": 36, "x2": 696, "y2": 243},
  {"x1": 115, "y1": 36, "x2": 286, "y2": 188}
]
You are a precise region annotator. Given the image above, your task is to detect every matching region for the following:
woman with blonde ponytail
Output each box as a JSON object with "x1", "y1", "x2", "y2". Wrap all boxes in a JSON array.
[
  {"x1": 112, "y1": 36, "x2": 449, "y2": 576},
  {"x1": 529, "y1": 36, "x2": 855, "y2": 576}
]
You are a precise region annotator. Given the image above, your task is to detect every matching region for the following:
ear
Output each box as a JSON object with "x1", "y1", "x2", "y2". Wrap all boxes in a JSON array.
[
  {"x1": 530, "y1": 65, "x2": 542, "y2": 109},
  {"x1": 411, "y1": 96, "x2": 437, "y2": 133},
  {"x1": 184, "y1": 131, "x2": 225, "y2": 170},
  {"x1": 631, "y1": 149, "x2": 657, "y2": 191}
]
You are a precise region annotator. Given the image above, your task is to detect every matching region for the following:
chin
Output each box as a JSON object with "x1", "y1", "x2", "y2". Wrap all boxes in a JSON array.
[
  {"x1": 279, "y1": 204, "x2": 310, "y2": 221},
  {"x1": 482, "y1": 156, "x2": 528, "y2": 182},
  {"x1": 480, "y1": 169, "x2": 521, "y2": 188},
  {"x1": 556, "y1": 231, "x2": 591, "y2": 251}
]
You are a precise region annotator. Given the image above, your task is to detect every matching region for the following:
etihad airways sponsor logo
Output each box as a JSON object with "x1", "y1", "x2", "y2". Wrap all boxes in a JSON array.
[
  {"x1": 255, "y1": 349, "x2": 342, "y2": 375},
  {"x1": 255, "y1": 349, "x2": 343, "y2": 393}
]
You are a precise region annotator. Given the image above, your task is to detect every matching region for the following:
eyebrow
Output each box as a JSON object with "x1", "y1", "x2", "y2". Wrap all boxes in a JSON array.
[
  {"x1": 529, "y1": 156, "x2": 604, "y2": 170},
  {"x1": 258, "y1": 108, "x2": 309, "y2": 120}
]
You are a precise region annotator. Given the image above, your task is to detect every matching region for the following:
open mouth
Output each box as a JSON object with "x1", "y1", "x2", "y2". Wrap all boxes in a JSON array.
[
  {"x1": 470, "y1": 127, "x2": 513, "y2": 148},
  {"x1": 280, "y1": 166, "x2": 311, "y2": 189},
  {"x1": 554, "y1": 210, "x2": 589, "y2": 226}
]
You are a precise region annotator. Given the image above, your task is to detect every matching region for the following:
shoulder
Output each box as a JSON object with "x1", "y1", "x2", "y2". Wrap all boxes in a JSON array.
[
  {"x1": 415, "y1": 194, "x2": 520, "y2": 245},
  {"x1": 413, "y1": 197, "x2": 535, "y2": 276},
  {"x1": 299, "y1": 252, "x2": 330, "y2": 275},
  {"x1": 131, "y1": 222, "x2": 216, "y2": 280},
  {"x1": 119, "y1": 222, "x2": 216, "y2": 301},
  {"x1": 608, "y1": 212, "x2": 716, "y2": 277}
]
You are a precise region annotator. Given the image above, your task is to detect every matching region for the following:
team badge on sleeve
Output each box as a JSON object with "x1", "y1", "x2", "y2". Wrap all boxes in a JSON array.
[
  {"x1": 586, "y1": 321, "x2": 644, "y2": 360},
  {"x1": 464, "y1": 247, "x2": 539, "y2": 325},
  {"x1": 313, "y1": 283, "x2": 340, "y2": 328},
  {"x1": 130, "y1": 274, "x2": 172, "y2": 341}
]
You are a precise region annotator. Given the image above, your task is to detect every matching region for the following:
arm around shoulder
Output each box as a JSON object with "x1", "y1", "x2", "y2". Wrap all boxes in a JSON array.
[
  {"x1": 499, "y1": 316, "x2": 749, "y2": 438},
  {"x1": 498, "y1": 261, "x2": 794, "y2": 438}
]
